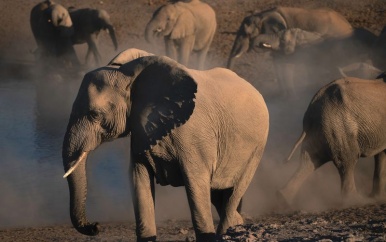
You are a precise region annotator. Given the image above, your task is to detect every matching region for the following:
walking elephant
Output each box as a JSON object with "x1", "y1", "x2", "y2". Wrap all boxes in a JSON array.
[
  {"x1": 278, "y1": 76, "x2": 386, "y2": 206},
  {"x1": 69, "y1": 7, "x2": 118, "y2": 65},
  {"x1": 227, "y1": 6, "x2": 353, "y2": 96},
  {"x1": 30, "y1": 0, "x2": 79, "y2": 66},
  {"x1": 62, "y1": 48, "x2": 269, "y2": 241},
  {"x1": 145, "y1": 0, "x2": 216, "y2": 69}
]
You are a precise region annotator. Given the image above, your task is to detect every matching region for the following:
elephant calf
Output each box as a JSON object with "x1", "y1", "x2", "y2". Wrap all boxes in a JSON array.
[
  {"x1": 62, "y1": 48, "x2": 269, "y2": 241},
  {"x1": 279, "y1": 76, "x2": 386, "y2": 206}
]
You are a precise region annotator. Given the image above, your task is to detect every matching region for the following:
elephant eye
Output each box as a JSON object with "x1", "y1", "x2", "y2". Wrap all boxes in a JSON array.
[{"x1": 88, "y1": 110, "x2": 101, "y2": 122}]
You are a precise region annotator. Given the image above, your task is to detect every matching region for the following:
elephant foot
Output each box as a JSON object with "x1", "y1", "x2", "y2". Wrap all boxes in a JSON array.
[
  {"x1": 75, "y1": 222, "x2": 99, "y2": 236},
  {"x1": 196, "y1": 232, "x2": 216, "y2": 242},
  {"x1": 217, "y1": 211, "x2": 244, "y2": 235},
  {"x1": 137, "y1": 236, "x2": 156, "y2": 242}
]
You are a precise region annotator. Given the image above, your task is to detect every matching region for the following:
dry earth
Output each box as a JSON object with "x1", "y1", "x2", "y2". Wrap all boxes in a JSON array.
[{"x1": 0, "y1": 0, "x2": 385, "y2": 241}]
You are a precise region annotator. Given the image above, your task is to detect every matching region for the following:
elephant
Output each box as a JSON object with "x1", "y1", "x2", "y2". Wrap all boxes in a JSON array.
[
  {"x1": 227, "y1": 6, "x2": 353, "y2": 96},
  {"x1": 278, "y1": 76, "x2": 386, "y2": 206},
  {"x1": 30, "y1": 0, "x2": 79, "y2": 67},
  {"x1": 62, "y1": 48, "x2": 269, "y2": 241},
  {"x1": 144, "y1": 0, "x2": 216, "y2": 70},
  {"x1": 69, "y1": 7, "x2": 118, "y2": 65}
]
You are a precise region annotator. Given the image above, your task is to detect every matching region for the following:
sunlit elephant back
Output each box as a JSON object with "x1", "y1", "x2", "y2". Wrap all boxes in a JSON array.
[
  {"x1": 69, "y1": 7, "x2": 118, "y2": 66},
  {"x1": 145, "y1": 0, "x2": 217, "y2": 70},
  {"x1": 30, "y1": 0, "x2": 79, "y2": 67}
]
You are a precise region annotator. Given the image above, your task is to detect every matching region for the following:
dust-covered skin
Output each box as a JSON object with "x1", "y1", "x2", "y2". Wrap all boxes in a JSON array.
[{"x1": 0, "y1": 0, "x2": 386, "y2": 241}]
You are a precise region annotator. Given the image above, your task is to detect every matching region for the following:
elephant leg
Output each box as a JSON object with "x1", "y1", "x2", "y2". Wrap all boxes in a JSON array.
[
  {"x1": 334, "y1": 157, "x2": 358, "y2": 199},
  {"x1": 370, "y1": 151, "x2": 386, "y2": 197},
  {"x1": 178, "y1": 36, "x2": 195, "y2": 67},
  {"x1": 196, "y1": 46, "x2": 210, "y2": 70},
  {"x1": 87, "y1": 36, "x2": 101, "y2": 65},
  {"x1": 165, "y1": 38, "x2": 178, "y2": 61},
  {"x1": 211, "y1": 189, "x2": 243, "y2": 218},
  {"x1": 278, "y1": 149, "x2": 319, "y2": 207},
  {"x1": 215, "y1": 188, "x2": 244, "y2": 235},
  {"x1": 183, "y1": 171, "x2": 215, "y2": 241},
  {"x1": 130, "y1": 160, "x2": 156, "y2": 241}
]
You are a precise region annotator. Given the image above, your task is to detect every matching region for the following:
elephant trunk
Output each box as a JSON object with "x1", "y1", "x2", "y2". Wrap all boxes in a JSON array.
[
  {"x1": 145, "y1": 20, "x2": 159, "y2": 44},
  {"x1": 106, "y1": 25, "x2": 118, "y2": 51},
  {"x1": 64, "y1": 152, "x2": 99, "y2": 236},
  {"x1": 227, "y1": 34, "x2": 250, "y2": 69}
]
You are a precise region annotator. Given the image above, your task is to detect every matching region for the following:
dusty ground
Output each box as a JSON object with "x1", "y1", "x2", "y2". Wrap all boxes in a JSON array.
[{"x1": 0, "y1": 0, "x2": 386, "y2": 241}]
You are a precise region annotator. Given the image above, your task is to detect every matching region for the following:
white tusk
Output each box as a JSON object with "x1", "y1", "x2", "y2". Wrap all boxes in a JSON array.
[
  {"x1": 262, "y1": 43, "x2": 272, "y2": 48},
  {"x1": 63, "y1": 152, "x2": 88, "y2": 178}
]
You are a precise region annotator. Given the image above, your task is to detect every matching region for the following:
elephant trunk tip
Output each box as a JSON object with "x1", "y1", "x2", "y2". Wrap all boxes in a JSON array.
[
  {"x1": 74, "y1": 222, "x2": 100, "y2": 236},
  {"x1": 63, "y1": 151, "x2": 88, "y2": 178}
]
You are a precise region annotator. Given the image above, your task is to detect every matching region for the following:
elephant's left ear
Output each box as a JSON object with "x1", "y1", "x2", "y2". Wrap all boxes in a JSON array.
[
  {"x1": 122, "y1": 56, "x2": 197, "y2": 154},
  {"x1": 170, "y1": 10, "x2": 195, "y2": 39}
]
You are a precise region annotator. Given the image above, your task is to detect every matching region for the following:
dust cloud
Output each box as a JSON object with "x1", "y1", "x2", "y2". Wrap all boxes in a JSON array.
[{"x1": 0, "y1": 0, "x2": 384, "y2": 232}]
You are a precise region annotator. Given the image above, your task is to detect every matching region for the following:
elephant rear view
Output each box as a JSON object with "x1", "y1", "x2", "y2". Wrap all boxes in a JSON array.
[
  {"x1": 145, "y1": 0, "x2": 216, "y2": 70},
  {"x1": 62, "y1": 48, "x2": 269, "y2": 241},
  {"x1": 278, "y1": 76, "x2": 386, "y2": 206}
]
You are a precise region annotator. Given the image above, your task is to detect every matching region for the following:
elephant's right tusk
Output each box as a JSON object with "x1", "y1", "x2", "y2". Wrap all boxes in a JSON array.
[{"x1": 63, "y1": 152, "x2": 88, "y2": 178}]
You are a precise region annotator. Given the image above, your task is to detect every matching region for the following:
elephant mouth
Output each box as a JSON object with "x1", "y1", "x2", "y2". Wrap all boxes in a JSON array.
[{"x1": 63, "y1": 151, "x2": 88, "y2": 178}]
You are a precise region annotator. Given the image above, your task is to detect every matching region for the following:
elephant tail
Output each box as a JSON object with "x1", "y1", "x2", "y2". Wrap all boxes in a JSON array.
[{"x1": 285, "y1": 131, "x2": 306, "y2": 163}]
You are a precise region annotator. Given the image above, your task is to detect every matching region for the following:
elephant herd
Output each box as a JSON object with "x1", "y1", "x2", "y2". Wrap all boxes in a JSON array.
[{"x1": 27, "y1": 0, "x2": 386, "y2": 241}]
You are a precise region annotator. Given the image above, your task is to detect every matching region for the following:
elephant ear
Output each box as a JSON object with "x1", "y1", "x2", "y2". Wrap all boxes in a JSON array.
[
  {"x1": 170, "y1": 10, "x2": 195, "y2": 39},
  {"x1": 120, "y1": 56, "x2": 197, "y2": 154}
]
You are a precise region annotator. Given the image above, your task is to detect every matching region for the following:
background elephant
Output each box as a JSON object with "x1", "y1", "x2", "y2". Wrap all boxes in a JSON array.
[
  {"x1": 371, "y1": 26, "x2": 386, "y2": 71},
  {"x1": 69, "y1": 7, "x2": 118, "y2": 65},
  {"x1": 278, "y1": 76, "x2": 386, "y2": 206},
  {"x1": 30, "y1": 0, "x2": 79, "y2": 67},
  {"x1": 227, "y1": 6, "x2": 353, "y2": 96},
  {"x1": 144, "y1": 0, "x2": 216, "y2": 69},
  {"x1": 62, "y1": 48, "x2": 269, "y2": 241}
]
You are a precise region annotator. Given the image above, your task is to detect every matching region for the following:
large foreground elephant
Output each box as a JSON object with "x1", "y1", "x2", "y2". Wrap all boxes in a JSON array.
[
  {"x1": 69, "y1": 7, "x2": 118, "y2": 65},
  {"x1": 30, "y1": 0, "x2": 79, "y2": 66},
  {"x1": 145, "y1": 0, "x2": 216, "y2": 69},
  {"x1": 62, "y1": 48, "x2": 269, "y2": 241},
  {"x1": 278, "y1": 76, "x2": 386, "y2": 206},
  {"x1": 227, "y1": 6, "x2": 353, "y2": 96}
]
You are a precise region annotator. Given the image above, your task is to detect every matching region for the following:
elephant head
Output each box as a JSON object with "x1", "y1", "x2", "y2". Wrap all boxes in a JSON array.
[
  {"x1": 145, "y1": 3, "x2": 194, "y2": 43},
  {"x1": 252, "y1": 28, "x2": 324, "y2": 55},
  {"x1": 62, "y1": 49, "x2": 197, "y2": 236},
  {"x1": 227, "y1": 9, "x2": 287, "y2": 68}
]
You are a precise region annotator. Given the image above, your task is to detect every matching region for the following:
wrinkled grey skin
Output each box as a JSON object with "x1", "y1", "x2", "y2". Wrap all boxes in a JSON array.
[
  {"x1": 30, "y1": 0, "x2": 79, "y2": 66},
  {"x1": 227, "y1": 6, "x2": 353, "y2": 96},
  {"x1": 69, "y1": 7, "x2": 118, "y2": 65},
  {"x1": 62, "y1": 48, "x2": 269, "y2": 241},
  {"x1": 278, "y1": 77, "x2": 386, "y2": 206},
  {"x1": 145, "y1": 0, "x2": 216, "y2": 69}
]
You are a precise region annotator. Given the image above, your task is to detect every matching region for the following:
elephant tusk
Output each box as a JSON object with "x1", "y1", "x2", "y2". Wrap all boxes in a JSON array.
[
  {"x1": 63, "y1": 152, "x2": 88, "y2": 178},
  {"x1": 262, "y1": 43, "x2": 272, "y2": 48}
]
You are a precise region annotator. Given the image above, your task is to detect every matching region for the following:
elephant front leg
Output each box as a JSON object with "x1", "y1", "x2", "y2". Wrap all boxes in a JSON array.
[
  {"x1": 178, "y1": 36, "x2": 195, "y2": 67},
  {"x1": 183, "y1": 172, "x2": 215, "y2": 241},
  {"x1": 371, "y1": 151, "x2": 386, "y2": 198},
  {"x1": 165, "y1": 38, "x2": 178, "y2": 62},
  {"x1": 130, "y1": 161, "x2": 156, "y2": 241}
]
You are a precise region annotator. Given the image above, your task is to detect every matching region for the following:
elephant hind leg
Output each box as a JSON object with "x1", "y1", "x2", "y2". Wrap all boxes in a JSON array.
[
  {"x1": 211, "y1": 189, "x2": 243, "y2": 222},
  {"x1": 333, "y1": 155, "x2": 358, "y2": 199},
  {"x1": 371, "y1": 151, "x2": 386, "y2": 198},
  {"x1": 278, "y1": 148, "x2": 321, "y2": 207}
]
